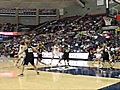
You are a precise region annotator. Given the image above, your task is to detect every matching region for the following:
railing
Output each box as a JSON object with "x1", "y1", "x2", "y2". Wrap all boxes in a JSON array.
[{"x1": 0, "y1": 8, "x2": 57, "y2": 16}]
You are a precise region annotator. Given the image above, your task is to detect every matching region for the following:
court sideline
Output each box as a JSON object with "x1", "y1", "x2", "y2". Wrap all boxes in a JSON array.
[{"x1": 0, "y1": 58, "x2": 120, "y2": 90}]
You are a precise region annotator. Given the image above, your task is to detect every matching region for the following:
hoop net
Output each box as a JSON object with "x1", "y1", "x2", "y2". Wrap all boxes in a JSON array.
[{"x1": 103, "y1": 16, "x2": 112, "y2": 26}]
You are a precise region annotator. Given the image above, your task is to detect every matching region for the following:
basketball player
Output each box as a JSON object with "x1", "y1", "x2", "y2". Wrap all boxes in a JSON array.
[
  {"x1": 17, "y1": 40, "x2": 41, "y2": 76},
  {"x1": 36, "y1": 43, "x2": 47, "y2": 65},
  {"x1": 93, "y1": 45, "x2": 103, "y2": 67},
  {"x1": 15, "y1": 40, "x2": 25, "y2": 68},
  {"x1": 102, "y1": 46, "x2": 112, "y2": 68},
  {"x1": 62, "y1": 44, "x2": 70, "y2": 66},
  {"x1": 51, "y1": 43, "x2": 61, "y2": 66}
]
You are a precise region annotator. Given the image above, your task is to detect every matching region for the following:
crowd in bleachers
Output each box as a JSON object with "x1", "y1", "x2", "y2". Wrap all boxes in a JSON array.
[
  {"x1": 0, "y1": 23, "x2": 16, "y2": 32},
  {"x1": 0, "y1": 15, "x2": 120, "y2": 61}
]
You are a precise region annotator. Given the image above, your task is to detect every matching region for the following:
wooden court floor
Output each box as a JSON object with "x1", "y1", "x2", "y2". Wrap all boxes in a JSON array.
[{"x1": 0, "y1": 58, "x2": 120, "y2": 90}]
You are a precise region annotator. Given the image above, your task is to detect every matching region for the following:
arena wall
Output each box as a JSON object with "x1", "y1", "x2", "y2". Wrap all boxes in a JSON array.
[{"x1": 0, "y1": 0, "x2": 119, "y2": 25}]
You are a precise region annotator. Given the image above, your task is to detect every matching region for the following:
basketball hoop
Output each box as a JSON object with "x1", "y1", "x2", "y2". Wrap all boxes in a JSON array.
[{"x1": 103, "y1": 16, "x2": 112, "y2": 26}]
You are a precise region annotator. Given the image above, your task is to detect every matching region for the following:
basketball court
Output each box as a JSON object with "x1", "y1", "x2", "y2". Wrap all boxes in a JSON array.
[{"x1": 0, "y1": 58, "x2": 120, "y2": 90}]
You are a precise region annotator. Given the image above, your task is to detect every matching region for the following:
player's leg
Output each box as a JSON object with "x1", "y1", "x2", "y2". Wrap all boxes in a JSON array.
[
  {"x1": 32, "y1": 64, "x2": 39, "y2": 75},
  {"x1": 56, "y1": 54, "x2": 61, "y2": 66},
  {"x1": 18, "y1": 58, "x2": 28, "y2": 76},
  {"x1": 37, "y1": 54, "x2": 47, "y2": 65},
  {"x1": 15, "y1": 58, "x2": 21, "y2": 67},
  {"x1": 30, "y1": 57, "x2": 39, "y2": 75},
  {"x1": 18, "y1": 65, "x2": 25, "y2": 76}
]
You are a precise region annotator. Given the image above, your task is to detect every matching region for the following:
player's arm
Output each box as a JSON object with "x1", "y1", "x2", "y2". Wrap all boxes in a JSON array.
[
  {"x1": 36, "y1": 44, "x2": 39, "y2": 49},
  {"x1": 32, "y1": 46, "x2": 41, "y2": 54},
  {"x1": 43, "y1": 46, "x2": 47, "y2": 52},
  {"x1": 51, "y1": 46, "x2": 54, "y2": 51},
  {"x1": 17, "y1": 46, "x2": 26, "y2": 56}
]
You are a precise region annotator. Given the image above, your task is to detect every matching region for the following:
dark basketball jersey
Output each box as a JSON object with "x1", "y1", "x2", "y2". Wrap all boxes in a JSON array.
[
  {"x1": 38, "y1": 48, "x2": 44, "y2": 53},
  {"x1": 38, "y1": 47, "x2": 45, "y2": 60},
  {"x1": 25, "y1": 46, "x2": 33, "y2": 56},
  {"x1": 62, "y1": 47, "x2": 70, "y2": 60},
  {"x1": 23, "y1": 46, "x2": 34, "y2": 65},
  {"x1": 102, "y1": 49, "x2": 109, "y2": 61}
]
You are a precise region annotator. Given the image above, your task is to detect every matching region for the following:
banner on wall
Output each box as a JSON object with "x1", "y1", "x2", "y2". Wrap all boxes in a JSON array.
[
  {"x1": 0, "y1": 32, "x2": 18, "y2": 36},
  {"x1": 69, "y1": 53, "x2": 89, "y2": 59},
  {"x1": 97, "y1": 0, "x2": 104, "y2": 6},
  {"x1": 42, "y1": 52, "x2": 63, "y2": 58},
  {"x1": 34, "y1": 52, "x2": 89, "y2": 67},
  {"x1": 41, "y1": 52, "x2": 89, "y2": 60}
]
